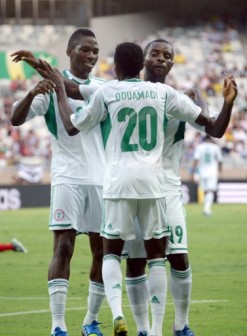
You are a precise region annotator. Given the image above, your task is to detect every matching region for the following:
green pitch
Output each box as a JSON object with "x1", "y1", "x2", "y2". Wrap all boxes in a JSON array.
[{"x1": 0, "y1": 204, "x2": 246, "y2": 336}]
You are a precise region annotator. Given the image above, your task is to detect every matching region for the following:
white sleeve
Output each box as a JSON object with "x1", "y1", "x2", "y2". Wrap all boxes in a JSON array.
[
  {"x1": 70, "y1": 87, "x2": 107, "y2": 132},
  {"x1": 79, "y1": 82, "x2": 101, "y2": 100},
  {"x1": 188, "y1": 121, "x2": 206, "y2": 133},
  {"x1": 166, "y1": 88, "x2": 202, "y2": 124},
  {"x1": 11, "y1": 93, "x2": 50, "y2": 121},
  {"x1": 186, "y1": 108, "x2": 219, "y2": 133}
]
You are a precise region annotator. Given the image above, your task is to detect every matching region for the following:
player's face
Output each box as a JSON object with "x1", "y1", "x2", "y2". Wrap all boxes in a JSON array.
[
  {"x1": 144, "y1": 41, "x2": 174, "y2": 80},
  {"x1": 67, "y1": 36, "x2": 99, "y2": 78}
]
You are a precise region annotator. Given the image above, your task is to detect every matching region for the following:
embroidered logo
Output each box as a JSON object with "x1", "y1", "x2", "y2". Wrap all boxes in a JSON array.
[
  {"x1": 112, "y1": 283, "x2": 121, "y2": 290},
  {"x1": 107, "y1": 223, "x2": 113, "y2": 230},
  {"x1": 151, "y1": 295, "x2": 160, "y2": 304},
  {"x1": 54, "y1": 209, "x2": 65, "y2": 221}
]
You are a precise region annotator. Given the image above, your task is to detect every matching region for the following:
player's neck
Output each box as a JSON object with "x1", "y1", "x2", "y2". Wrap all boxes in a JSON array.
[
  {"x1": 118, "y1": 74, "x2": 140, "y2": 80},
  {"x1": 69, "y1": 68, "x2": 90, "y2": 81},
  {"x1": 144, "y1": 72, "x2": 166, "y2": 84}
]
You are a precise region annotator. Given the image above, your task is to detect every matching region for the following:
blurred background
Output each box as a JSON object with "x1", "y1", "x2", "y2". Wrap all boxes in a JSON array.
[{"x1": 0, "y1": 0, "x2": 247, "y2": 207}]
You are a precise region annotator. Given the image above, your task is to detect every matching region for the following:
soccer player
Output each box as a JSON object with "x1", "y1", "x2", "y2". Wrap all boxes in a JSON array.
[
  {"x1": 123, "y1": 39, "x2": 237, "y2": 336},
  {"x1": 11, "y1": 28, "x2": 106, "y2": 336},
  {"x1": 0, "y1": 238, "x2": 28, "y2": 253},
  {"x1": 191, "y1": 135, "x2": 223, "y2": 216},
  {"x1": 36, "y1": 42, "x2": 237, "y2": 336},
  {"x1": 123, "y1": 39, "x2": 206, "y2": 336}
]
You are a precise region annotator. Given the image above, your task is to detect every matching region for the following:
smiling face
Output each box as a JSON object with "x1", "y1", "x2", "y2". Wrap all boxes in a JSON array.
[
  {"x1": 67, "y1": 35, "x2": 99, "y2": 79},
  {"x1": 144, "y1": 41, "x2": 174, "y2": 83}
]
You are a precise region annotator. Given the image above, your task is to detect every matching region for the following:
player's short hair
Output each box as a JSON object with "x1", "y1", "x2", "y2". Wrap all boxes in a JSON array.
[
  {"x1": 143, "y1": 38, "x2": 174, "y2": 58},
  {"x1": 114, "y1": 42, "x2": 144, "y2": 77},
  {"x1": 67, "y1": 28, "x2": 96, "y2": 49}
]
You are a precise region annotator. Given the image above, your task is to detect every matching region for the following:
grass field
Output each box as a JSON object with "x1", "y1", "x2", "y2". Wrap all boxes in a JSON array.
[{"x1": 0, "y1": 204, "x2": 247, "y2": 336}]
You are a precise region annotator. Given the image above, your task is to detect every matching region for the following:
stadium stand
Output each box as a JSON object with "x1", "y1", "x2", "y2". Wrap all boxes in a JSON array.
[{"x1": 0, "y1": 17, "x2": 247, "y2": 184}]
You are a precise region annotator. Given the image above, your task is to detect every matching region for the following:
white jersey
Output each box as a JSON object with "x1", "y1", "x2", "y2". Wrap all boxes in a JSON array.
[
  {"x1": 12, "y1": 75, "x2": 105, "y2": 186},
  {"x1": 194, "y1": 141, "x2": 223, "y2": 178},
  {"x1": 163, "y1": 115, "x2": 206, "y2": 190},
  {"x1": 70, "y1": 79, "x2": 201, "y2": 199}
]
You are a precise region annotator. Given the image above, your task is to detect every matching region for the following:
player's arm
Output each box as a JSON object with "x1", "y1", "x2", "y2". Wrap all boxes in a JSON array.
[
  {"x1": 64, "y1": 79, "x2": 103, "y2": 100},
  {"x1": 11, "y1": 50, "x2": 41, "y2": 71},
  {"x1": 56, "y1": 79, "x2": 80, "y2": 136},
  {"x1": 37, "y1": 60, "x2": 79, "y2": 136},
  {"x1": 11, "y1": 50, "x2": 82, "y2": 100},
  {"x1": 194, "y1": 75, "x2": 238, "y2": 138},
  {"x1": 63, "y1": 78, "x2": 83, "y2": 100},
  {"x1": 11, "y1": 79, "x2": 56, "y2": 126}
]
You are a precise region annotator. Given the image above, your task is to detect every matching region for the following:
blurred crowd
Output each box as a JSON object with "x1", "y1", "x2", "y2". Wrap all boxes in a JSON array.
[
  {"x1": 0, "y1": 17, "x2": 247, "y2": 183},
  {"x1": 0, "y1": 75, "x2": 52, "y2": 183}
]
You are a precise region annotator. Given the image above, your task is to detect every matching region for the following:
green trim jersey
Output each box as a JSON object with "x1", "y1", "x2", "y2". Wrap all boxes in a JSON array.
[
  {"x1": 163, "y1": 117, "x2": 206, "y2": 190},
  {"x1": 12, "y1": 72, "x2": 105, "y2": 186},
  {"x1": 70, "y1": 79, "x2": 202, "y2": 199}
]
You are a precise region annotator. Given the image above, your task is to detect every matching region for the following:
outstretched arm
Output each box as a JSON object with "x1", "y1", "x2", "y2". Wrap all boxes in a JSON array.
[
  {"x1": 11, "y1": 50, "x2": 41, "y2": 70},
  {"x1": 195, "y1": 75, "x2": 237, "y2": 138},
  {"x1": 11, "y1": 79, "x2": 56, "y2": 126},
  {"x1": 11, "y1": 50, "x2": 88, "y2": 100}
]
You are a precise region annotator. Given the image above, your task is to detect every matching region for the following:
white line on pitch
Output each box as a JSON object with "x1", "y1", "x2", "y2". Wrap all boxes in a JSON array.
[
  {"x1": 0, "y1": 300, "x2": 228, "y2": 318},
  {"x1": 0, "y1": 297, "x2": 83, "y2": 300}
]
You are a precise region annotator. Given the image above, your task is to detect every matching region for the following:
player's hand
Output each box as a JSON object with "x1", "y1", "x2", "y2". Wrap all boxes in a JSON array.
[
  {"x1": 11, "y1": 50, "x2": 35, "y2": 62},
  {"x1": 37, "y1": 59, "x2": 64, "y2": 90},
  {"x1": 223, "y1": 75, "x2": 238, "y2": 104},
  {"x1": 11, "y1": 50, "x2": 40, "y2": 69},
  {"x1": 30, "y1": 79, "x2": 56, "y2": 96}
]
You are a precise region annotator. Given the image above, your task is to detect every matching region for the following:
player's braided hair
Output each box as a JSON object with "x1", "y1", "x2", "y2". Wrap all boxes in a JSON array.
[
  {"x1": 114, "y1": 42, "x2": 144, "y2": 77},
  {"x1": 67, "y1": 28, "x2": 96, "y2": 49}
]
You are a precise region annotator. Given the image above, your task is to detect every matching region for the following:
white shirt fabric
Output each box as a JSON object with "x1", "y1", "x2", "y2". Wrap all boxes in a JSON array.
[
  {"x1": 70, "y1": 79, "x2": 202, "y2": 199},
  {"x1": 163, "y1": 118, "x2": 206, "y2": 190}
]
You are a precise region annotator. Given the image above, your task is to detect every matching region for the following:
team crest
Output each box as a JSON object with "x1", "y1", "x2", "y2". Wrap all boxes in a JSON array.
[{"x1": 54, "y1": 209, "x2": 65, "y2": 221}]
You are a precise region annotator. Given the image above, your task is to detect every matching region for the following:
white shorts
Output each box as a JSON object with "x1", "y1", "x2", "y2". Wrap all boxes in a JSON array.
[
  {"x1": 101, "y1": 198, "x2": 169, "y2": 241},
  {"x1": 200, "y1": 176, "x2": 218, "y2": 191},
  {"x1": 49, "y1": 184, "x2": 103, "y2": 233},
  {"x1": 121, "y1": 190, "x2": 188, "y2": 259},
  {"x1": 165, "y1": 190, "x2": 188, "y2": 255},
  {"x1": 122, "y1": 219, "x2": 147, "y2": 259}
]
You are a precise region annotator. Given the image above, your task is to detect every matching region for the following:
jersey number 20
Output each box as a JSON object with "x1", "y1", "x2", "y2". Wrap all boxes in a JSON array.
[{"x1": 118, "y1": 107, "x2": 157, "y2": 152}]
